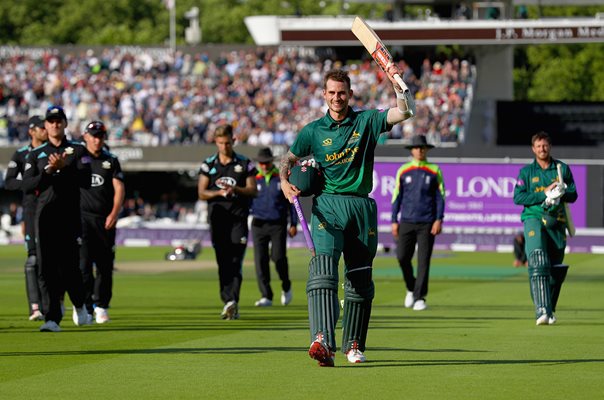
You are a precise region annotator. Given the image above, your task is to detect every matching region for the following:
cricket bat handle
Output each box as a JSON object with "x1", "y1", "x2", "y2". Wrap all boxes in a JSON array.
[
  {"x1": 293, "y1": 195, "x2": 315, "y2": 257},
  {"x1": 393, "y1": 73, "x2": 409, "y2": 92}
]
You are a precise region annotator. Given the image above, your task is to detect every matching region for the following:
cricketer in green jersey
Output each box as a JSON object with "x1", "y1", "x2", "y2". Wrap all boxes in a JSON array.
[
  {"x1": 280, "y1": 67, "x2": 415, "y2": 366},
  {"x1": 513, "y1": 131, "x2": 577, "y2": 326}
]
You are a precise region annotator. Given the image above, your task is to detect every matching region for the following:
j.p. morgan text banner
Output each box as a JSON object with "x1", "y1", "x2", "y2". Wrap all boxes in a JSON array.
[{"x1": 371, "y1": 162, "x2": 586, "y2": 229}]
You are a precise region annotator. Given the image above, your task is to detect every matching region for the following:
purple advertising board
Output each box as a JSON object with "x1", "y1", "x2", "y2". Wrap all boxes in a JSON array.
[{"x1": 371, "y1": 161, "x2": 587, "y2": 230}]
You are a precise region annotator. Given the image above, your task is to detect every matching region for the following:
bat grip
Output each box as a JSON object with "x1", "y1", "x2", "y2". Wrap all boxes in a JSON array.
[
  {"x1": 556, "y1": 163, "x2": 563, "y2": 183},
  {"x1": 293, "y1": 195, "x2": 315, "y2": 257},
  {"x1": 394, "y1": 73, "x2": 409, "y2": 92}
]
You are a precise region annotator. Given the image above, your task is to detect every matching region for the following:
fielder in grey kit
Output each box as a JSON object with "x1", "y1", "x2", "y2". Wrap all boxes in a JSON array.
[{"x1": 280, "y1": 67, "x2": 415, "y2": 366}]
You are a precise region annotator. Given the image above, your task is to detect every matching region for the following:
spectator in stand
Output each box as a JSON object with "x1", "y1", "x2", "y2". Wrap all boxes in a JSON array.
[{"x1": 1, "y1": 49, "x2": 472, "y2": 148}]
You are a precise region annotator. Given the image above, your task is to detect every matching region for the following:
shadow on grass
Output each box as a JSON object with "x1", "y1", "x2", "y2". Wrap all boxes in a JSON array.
[
  {"x1": 1, "y1": 346, "x2": 603, "y2": 370},
  {"x1": 352, "y1": 358, "x2": 604, "y2": 368}
]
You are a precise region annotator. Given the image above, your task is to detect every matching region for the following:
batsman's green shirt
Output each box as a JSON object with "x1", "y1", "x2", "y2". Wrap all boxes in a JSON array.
[
  {"x1": 289, "y1": 107, "x2": 390, "y2": 195},
  {"x1": 513, "y1": 158, "x2": 577, "y2": 225}
]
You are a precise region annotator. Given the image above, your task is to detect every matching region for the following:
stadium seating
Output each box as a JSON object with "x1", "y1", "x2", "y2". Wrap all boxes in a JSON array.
[{"x1": 0, "y1": 48, "x2": 474, "y2": 146}]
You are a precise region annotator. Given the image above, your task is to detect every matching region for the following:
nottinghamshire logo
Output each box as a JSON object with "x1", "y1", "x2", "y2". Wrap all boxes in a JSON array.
[{"x1": 348, "y1": 131, "x2": 361, "y2": 144}]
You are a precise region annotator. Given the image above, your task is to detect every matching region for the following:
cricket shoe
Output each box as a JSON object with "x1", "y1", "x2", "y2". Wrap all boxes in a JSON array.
[
  {"x1": 346, "y1": 349, "x2": 367, "y2": 364},
  {"x1": 308, "y1": 339, "x2": 335, "y2": 367},
  {"x1": 404, "y1": 291, "x2": 414, "y2": 308},
  {"x1": 281, "y1": 290, "x2": 292, "y2": 306},
  {"x1": 548, "y1": 314, "x2": 557, "y2": 325},
  {"x1": 73, "y1": 306, "x2": 91, "y2": 326},
  {"x1": 535, "y1": 314, "x2": 550, "y2": 326},
  {"x1": 95, "y1": 307, "x2": 110, "y2": 324},
  {"x1": 29, "y1": 309, "x2": 44, "y2": 321},
  {"x1": 40, "y1": 320, "x2": 61, "y2": 332},
  {"x1": 413, "y1": 299, "x2": 427, "y2": 311},
  {"x1": 221, "y1": 300, "x2": 239, "y2": 320},
  {"x1": 254, "y1": 297, "x2": 272, "y2": 307},
  {"x1": 346, "y1": 341, "x2": 366, "y2": 364}
]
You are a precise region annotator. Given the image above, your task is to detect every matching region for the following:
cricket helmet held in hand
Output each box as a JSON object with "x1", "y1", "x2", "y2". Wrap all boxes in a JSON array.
[{"x1": 289, "y1": 164, "x2": 323, "y2": 197}]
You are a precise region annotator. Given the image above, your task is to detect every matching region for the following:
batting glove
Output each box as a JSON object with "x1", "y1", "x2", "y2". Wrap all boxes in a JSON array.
[
  {"x1": 546, "y1": 185, "x2": 565, "y2": 201},
  {"x1": 544, "y1": 197, "x2": 560, "y2": 207}
]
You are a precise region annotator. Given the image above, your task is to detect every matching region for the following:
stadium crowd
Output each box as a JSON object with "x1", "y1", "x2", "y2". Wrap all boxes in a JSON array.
[{"x1": 0, "y1": 47, "x2": 474, "y2": 147}]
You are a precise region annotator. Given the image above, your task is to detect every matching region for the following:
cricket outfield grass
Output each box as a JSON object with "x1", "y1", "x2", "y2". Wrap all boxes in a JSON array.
[{"x1": 0, "y1": 245, "x2": 602, "y2": 399}]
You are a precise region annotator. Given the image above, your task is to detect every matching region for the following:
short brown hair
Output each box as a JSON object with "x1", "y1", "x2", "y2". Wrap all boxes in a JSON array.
[
  {"x1": 323, "y1": 69, "x2": 351, "y2": 90},
  {"x1": 531, "y1": 131, "x2": 551, "y2": 146},
  {"x1": 213, "y1": 124, "x2": 233, "y2": 140}
]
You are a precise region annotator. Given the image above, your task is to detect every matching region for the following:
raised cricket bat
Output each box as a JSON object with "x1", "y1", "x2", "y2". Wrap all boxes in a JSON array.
[
  {"x1": 557, "y1": 163, "x2": 576, "y2": 237},
  {"x1": 351, "y1": 16, "x2": 408, "y2": 92}
]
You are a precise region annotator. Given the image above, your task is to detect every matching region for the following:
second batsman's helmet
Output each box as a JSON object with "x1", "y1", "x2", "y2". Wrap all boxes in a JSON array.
[{"x1": 289, "y1": 164, "x2": 323, "y2": 197}]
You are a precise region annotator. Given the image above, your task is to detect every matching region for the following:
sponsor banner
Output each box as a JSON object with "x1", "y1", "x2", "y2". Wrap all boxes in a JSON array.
[{"x1": 371, "y1": 162, "x2": 586, "y2": 229}]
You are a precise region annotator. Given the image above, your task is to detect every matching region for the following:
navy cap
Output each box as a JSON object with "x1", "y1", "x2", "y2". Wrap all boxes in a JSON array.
[
  {"x1": 28, "y1": 115, "x2": 45, "y2": 129},
  {"x1": 45, "y1": 105, "x2": 67, "y2": 121},
  {"x1": 84, "y1": 120, "x2": 107, "y2": 138}
]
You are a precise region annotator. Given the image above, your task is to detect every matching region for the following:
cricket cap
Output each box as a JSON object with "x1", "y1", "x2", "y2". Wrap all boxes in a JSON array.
[
  {"x1": 45, "y1": 105, "x2": 67, "y2": 122},
  {"x1": 28, "y1": 116, "x2": 45, "y2": 129},
  {"x1": 84, "y1": 120, "x2": 108, "y2": 138}
]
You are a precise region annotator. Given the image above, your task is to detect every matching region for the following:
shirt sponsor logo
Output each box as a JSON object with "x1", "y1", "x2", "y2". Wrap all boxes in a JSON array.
[
  {"x1": 102, "y1": 161, "x2": 111, "y2": 169},
  {"x1": 322, "y1": 138, "x2": 332, "y2": 146},
  {"x1": 216, "y1": 177, "x2": 237, "y2": 189},
  {"x1": 91, "y1": 174, "x2": 105, "y2": 187},
  {"x1": 325, "y1": 146, "x2": 358, "y2": 164}
]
